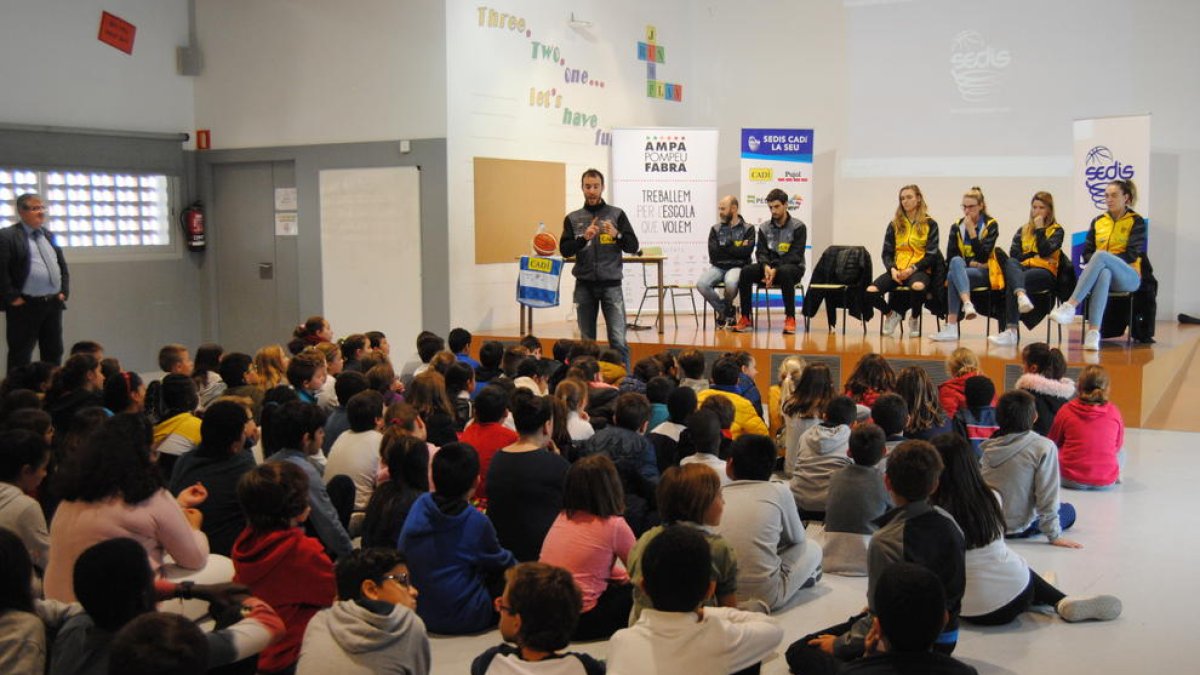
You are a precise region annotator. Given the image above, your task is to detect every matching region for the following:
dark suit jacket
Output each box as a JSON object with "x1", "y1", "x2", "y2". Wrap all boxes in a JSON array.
[{"x1": 0, "y1": 222, "x2": 70, "y2": 310}]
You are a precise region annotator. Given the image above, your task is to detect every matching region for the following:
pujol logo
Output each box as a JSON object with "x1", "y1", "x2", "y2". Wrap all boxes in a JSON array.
[
  {"x1": 950, "y1": 30, "x2": 1010, "y2": 103},
  {"x1": 749, "y1": 168, "x2": 772, "y2": 181},
  {"x1": 1083, "y1": 145, "x2": 1135, "y2": 209}
]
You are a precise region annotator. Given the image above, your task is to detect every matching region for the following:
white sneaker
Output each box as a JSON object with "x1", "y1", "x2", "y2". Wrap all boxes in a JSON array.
[
  {"x1": 1057, "y1": 595, "x2": 1122, "y2": 622},
  {"x1": 907, "y1": 317, "x2": 921, "y2": 335},
  {"x1": 881, "y1": 312, "x2": 902, "y2": 337},
  {"x1": 1050, "y1": 303, "x2": 1077, "y2": 325},
  {"x1": 929, "y1": 325, "x2": 959, "y2": 342},
  {"x1": 988, "y1": 329, "x2": 1018, "y2": 346},
  {"x1": 962, "y1": 302, "x2": 978, "y2": 320},
  {"x1": 1083, "y1": 329, "x2": 1101, "y2": 351},
  {"x1": 1017, "y1": 293, "x2": 1035, "y2": 314}
]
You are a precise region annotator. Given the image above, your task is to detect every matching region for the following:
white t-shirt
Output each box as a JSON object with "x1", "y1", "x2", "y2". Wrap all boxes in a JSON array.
[
  {"x1": 608, "y1": 607, "x2": 782, "y2": 675},
  {"x1": 324, "y1": 429, "x2": 383, "y2": 511}
]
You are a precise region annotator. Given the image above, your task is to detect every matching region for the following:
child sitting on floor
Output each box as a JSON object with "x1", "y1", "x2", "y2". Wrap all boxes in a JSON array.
[
  {"x1": 627, "y1": 464, "x2": 739, "y2": 623},
  {"x1": 785, "y1": 440, "x2": 966, "y2": 673},
  {"x1": 609, "y1": 525, "x2": 783, "y2": 675},
  {"x1": 937, "y1": 347, "x2": 983, "y2": 419},
  {"x1": 717, "y1": 433, "x2": 823, "y2": 612},
  {"x1": 841, "y1": 563, "x2": 979, "y2": 675},
  {"x1": 1049, "y1": 365, "x2": 1125, "y2": 490},
  {"x1": 297, "y1": 548, "x2": 430, "y2": 675},
  {"x1": 472, "y1": 563, "x2": 605, "y2": 674},
  {"x1": 952, "y1": 375, "x2": 999, "y2": 459},
  {"x1": 398, "y1": 442, "x2": 517, "y2": 635},
  {"x1": 232, "y1": 461, "x2": 336, "y2": 675},
  {"x1": 980, "y1": 391, "x2": 1081, "y2": 547},
  {"x1": 822, "y1": 424, "x2": 892, "y2": 576},
  {"x1": 790, "y1": 396, "x2": 857, "y2": 521}
]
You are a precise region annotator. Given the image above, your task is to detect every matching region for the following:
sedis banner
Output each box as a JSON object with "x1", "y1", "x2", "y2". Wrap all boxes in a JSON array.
[
  {"x1": 740, "y1": 128, "x2": 815, "y2": 309},
  {"x1": 611, "y1": 128, "x2": 719, "y2": 314},
  {"x1": 1071, "y1": 115, "x2": 1150, "y2": 269}
]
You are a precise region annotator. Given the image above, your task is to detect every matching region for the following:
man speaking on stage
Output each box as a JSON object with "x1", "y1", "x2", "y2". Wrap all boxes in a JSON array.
[{"x1": 560, "y1": 168, "x2": 639, "y2": 364}]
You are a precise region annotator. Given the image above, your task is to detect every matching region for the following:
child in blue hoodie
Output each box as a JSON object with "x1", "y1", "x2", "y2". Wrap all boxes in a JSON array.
[{"x1": 398, "y1": 442, "x2": 517, "y2": 634}]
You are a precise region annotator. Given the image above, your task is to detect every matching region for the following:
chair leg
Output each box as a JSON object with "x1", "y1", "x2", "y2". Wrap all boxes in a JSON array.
[
  {"x1": 1127, "y1": 294, "x2": 1134, "y2": 345},
  {"x1": 669, "y1": 289, "x2": 679, "y2": 328},
  {"x1": 688, "y1": 288, "x2": 699, "y2": 328},
  {"x1": 765, "y1": 286, "x2": 772, "y2": 327},
  {"x1": 842, "y1": 288, "x2": 849, "y2": 336},
  {"x1": 633, "y1": 287, "x2": 652, "y2": 325}
]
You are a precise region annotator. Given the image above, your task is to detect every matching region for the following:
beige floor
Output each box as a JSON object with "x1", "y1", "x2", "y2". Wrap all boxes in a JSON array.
[{"x1": 428, "y1": 426, "x2": 1193, "y2": 674}]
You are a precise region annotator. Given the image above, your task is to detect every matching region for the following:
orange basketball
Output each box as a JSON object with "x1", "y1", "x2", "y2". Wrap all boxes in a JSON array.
[{"x1": 533, "y1": 231, "x2": 558, "y2": 256}]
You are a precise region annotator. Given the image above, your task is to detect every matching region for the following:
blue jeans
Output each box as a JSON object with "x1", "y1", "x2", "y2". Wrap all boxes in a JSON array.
[
  {"x1": 1010, "y1": 503, "x2": 1076, "y2": 539},
  {"x1": 697, "y1": 266, "x2": 740, "y2": 317},
  {"x1": 946, "y1": 256, "x2": 989, "y2": 318},
  {"x1": 574, "y1": 282, "x2": 629, "y2": 364},
  {"x1": 1002, "y1": 260, "x2": 1055, "y2": 328},
  {"x1": 1071, "y1": 251, "x2": 1141, "y2": 326}
]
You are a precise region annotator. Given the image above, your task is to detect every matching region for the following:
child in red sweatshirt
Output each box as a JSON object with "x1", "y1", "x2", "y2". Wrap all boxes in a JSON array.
[
  {"x1": 1047, "y1": 365, "x2": 1124, "y2": 490},
  {"x1": 232, "y1": 462, "x2": 337, "y2": 674}
]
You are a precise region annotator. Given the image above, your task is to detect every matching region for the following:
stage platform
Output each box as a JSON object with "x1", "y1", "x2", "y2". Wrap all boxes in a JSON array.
[{"x1": 478, "y1": 315, "x2": 1200, "y2": 432}]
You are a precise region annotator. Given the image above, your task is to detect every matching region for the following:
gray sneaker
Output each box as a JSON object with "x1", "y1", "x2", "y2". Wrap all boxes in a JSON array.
[
  {"x1": 1057, "y1": 595, "x2": 1122, "y2": 622},
  {"x1": 881, "y1": 312, "x2": 902, "y2": 337},
  {"x1": 988, "y1": 329, "x2": 1018, "y2": 346},
  {"x1": 1050, "y1": 302, "x2": 1078, "y2": 325},
  {"x1": 929, "y1": 325, "x2": 960, "y2": 342}
]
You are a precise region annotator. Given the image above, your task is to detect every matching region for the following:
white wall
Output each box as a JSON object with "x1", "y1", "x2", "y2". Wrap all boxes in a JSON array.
[
  {"x1": 689, "y1": 0, "x2": 1200, "y2": 318},
  {"x1": 445, "y1": 0, "x2": 694, "y2": 331},
  {"x1": 193, "y1": 0, "x2": 447, "y2": 148},
  {"x1": 686, "y1": 0, "x2": 849, "y2": 270},
  {"x1": 0, "y1": 0, "x2": 195, "y2": 134}
]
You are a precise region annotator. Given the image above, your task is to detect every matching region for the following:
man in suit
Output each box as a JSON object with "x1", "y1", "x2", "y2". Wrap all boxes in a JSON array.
[{"x1": 0, "y1": 193, "x2": 69, "y2": 371}]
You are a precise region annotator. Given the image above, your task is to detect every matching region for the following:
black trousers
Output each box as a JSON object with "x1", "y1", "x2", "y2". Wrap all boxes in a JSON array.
[
  {"x1": 961, "y1": 568, "x2": 1066, "y2": 626},
  {"x1": 5, "y1": 295, "x2": 64, "y2": 371},
  {"x1": 866, "y1": 271, "x2": 931, "y2": 317},
  {"x1": 573, "y1": 582, "x2": 634, "y2": 641},
  {"x1": 738, "y1": 263, "x2": 804, "y2": 319}
]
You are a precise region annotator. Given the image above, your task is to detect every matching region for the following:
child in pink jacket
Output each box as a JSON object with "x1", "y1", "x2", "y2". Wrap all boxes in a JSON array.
[{"x1": 1047, "y1": 365, "x2": 1123, "y2": 489}]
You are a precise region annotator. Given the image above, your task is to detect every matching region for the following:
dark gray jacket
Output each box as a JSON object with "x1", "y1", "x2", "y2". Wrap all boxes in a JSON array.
[
  {"x1": 708, "y1": 216, "x2": 755, "y2": 269},
  {"x1": 756, "y1": 215, "x2": 807, "y2": 268},
  {"x1": 0, "y1": 222, "x2": 70, "y2": 308},
  {"x1": 560, "y1": 200, "x2": 639, "y2": 283}
]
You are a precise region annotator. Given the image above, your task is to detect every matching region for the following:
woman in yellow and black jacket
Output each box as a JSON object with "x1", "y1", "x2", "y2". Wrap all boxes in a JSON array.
[
  {"x1": 867, "y1": 184, "x2": 940, "y2": 337},
  {"x1": 1049, "y1": 179, "x2": 1146, "y2": 350},
  {"x1": 993, "y1": 191, "x2": 1067, "y2": 344},
  {"x1": 930, "y1": 187, "x2": 998, "y2": 342}
]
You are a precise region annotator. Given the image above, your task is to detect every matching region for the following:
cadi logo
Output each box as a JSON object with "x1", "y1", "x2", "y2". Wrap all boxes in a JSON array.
[
  {"x1": 950, "y1": 30, "x2": 1010, "y2": 103},
  {"x1": 1083, "y1": 146, "x2": 1135, "y2": 209},
  {"x1": 748, "y1": 168, "x2": 772, "y2": 182}
]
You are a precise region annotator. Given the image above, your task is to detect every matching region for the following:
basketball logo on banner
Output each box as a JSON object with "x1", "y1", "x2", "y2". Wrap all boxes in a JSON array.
[{"x1": 1083, "y1": 145, "x2": 1136, "y2": 209}]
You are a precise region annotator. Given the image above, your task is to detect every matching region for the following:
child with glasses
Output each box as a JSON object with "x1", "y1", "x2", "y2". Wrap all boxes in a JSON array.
[{"x1": 297, "y1": 547, "x2": 429, "y2": 675}]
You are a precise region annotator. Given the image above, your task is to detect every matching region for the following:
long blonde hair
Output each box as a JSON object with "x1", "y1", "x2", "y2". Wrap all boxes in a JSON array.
[
  {"x1": 945, "y1": 347, "x2": 981, "y2": 378},
  {"x1": 892, "y1": 184, "x2": 930, "y2": 236},
  {"x1": 254, "y1": 345, "x2": 287, "y2": 390},
  {"x1": 1022, "y1": 191, "x2": 1059, "y2": 242},
  {"x1": 777, "y1": 355, "x2": 807, "y2": 404}
]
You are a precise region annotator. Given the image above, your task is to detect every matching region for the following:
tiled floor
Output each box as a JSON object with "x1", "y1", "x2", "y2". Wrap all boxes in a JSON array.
[{"x1": 429, "y1": 427, "x2": 1193, "y2": 673}]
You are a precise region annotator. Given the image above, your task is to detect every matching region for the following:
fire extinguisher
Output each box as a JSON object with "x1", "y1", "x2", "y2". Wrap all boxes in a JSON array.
[{"x1": 181, "y1": 201, "x2": 206, "y2": 251}]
